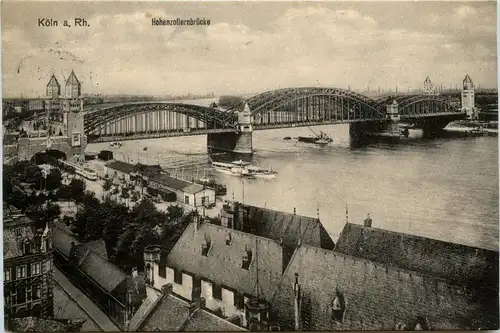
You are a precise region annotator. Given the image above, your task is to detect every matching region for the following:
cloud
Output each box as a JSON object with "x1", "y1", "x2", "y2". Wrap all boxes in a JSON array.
[{"x1": 2, "y1": 3, "x2": 497, "y2": 97}]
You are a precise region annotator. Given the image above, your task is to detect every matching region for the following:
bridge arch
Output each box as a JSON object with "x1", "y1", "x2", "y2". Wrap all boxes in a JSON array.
[
  {"x1": 31, "y1": 149, "x2": 67, "y2": 164},
  {"x1": 380, "y1": 95, "x2": 462, "y2": 117},
  {"x1": 84, "y1": 102, "x2": 238, "y2": 136},
  {"x1": 245, "y1": 87, "x2": 386, "y2": 125}
]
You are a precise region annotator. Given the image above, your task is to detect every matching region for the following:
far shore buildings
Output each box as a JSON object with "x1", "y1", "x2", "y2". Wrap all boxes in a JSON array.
[{"x1": 128, "y1": 201, "x2": 498, "y2": 331}]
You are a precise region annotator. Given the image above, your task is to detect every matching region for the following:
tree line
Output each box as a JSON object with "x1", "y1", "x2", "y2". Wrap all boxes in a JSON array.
[{"x1": 3, "y1": 160, "x2": 198, "y2": 272}]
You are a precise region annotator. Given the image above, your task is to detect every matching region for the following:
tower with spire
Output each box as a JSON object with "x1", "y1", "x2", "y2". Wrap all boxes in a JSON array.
[
  {"x1": 461, "y1": 74, "x2": 478, "y2": 119},
  {"x1": 423, "y1": 76, "x2": 436, "y2": 96},
  {"x1": 65, "y1": 70, "x2": 81, "y2": 99},
  {"x1": 46, "y1": 75, "x2": 61, "y2": 99}
]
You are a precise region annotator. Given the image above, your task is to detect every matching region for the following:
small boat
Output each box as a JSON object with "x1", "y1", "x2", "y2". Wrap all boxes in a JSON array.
[
  {"x1": 246, "y1": 165, "x2": 278, "y2": 179},
  {"x1": 196, "y1": 171, "x2": 228, "y2": 196},
  {"x1": 297, "y1": 131, "x2": 333, "y2": 145},
  {"x1": 283, "y1": 137, "x2": 292, "y2": 140},
  {"x1": 109, "y1": 142, "x2": 122, "y2": 148}
]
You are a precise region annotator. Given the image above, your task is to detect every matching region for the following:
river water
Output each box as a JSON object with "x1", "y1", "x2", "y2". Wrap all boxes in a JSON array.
[{"x1": 87, "y1": 125, "x2": 499, "y2": 251}]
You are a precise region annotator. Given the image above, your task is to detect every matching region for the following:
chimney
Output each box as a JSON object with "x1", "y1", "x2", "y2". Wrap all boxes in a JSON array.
[
  {"x1": 363, "y1": 213, "x2": 372, "y2": 228},
  {"x1": 294, "y1": 273, "x2": 302, "y2": 331},
  {"x1": 161, "y1": 283, "x2": 173, "y2": 295}
]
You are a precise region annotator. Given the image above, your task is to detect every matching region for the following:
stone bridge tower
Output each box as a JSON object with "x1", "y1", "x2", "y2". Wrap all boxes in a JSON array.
[
  {"x1": 62, "y1": 70, "x2": 86, "y2": 161},
  {"x1": 461, "y1": 74, "x2": 478, "y2": 120}
]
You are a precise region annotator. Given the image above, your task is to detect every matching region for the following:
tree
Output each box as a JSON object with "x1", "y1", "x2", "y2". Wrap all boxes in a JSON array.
[
  {"x1": 45, "y1": 168, "x2": 63, "y2": 191},
  {"x1": 102, "y1": 178, "x2": 113, "y2": 199},
  {"x1": 69, "y1": 178, "x2": 86, "y2": 203},
  {"x1": 120, "y1": 186, "x2": 130, "y2": 207}
]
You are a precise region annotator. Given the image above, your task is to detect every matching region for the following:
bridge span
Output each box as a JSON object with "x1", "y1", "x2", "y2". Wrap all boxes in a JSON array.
[{"x1": 80, "y1": 87, "x2": 465, "y2": 154}]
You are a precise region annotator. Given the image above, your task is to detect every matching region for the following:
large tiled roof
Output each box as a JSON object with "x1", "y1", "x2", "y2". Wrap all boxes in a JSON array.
[
  {"x1": 182, "y1": 308, "x2": 247, "y2": 331},
  {"x1": 272, "y1": 244, "x2": 498, "y2": 331},
  {"x1": 335, "y1": 223, "x2": 499, "y2": 290},
  {"x1": 76, "y1": 246, "x2": 127, "y2": 293},
  {"x1": 53, "y1": 227, "x2": 127, "y2": 294},
  {"x1": 235, "y1": 203, "x2": 335, "y2": 253},
  {"x1": 9, "y1": 317, "x2": 85, "y2": 332},
  {"x1": 150, "y1": 173, "x2": 204, "y2": 193},
  {"x1": 106, "y1": 160, "x2": 136, "y2": 174},
  {"x1": 138, "y1": 290, "x2": 247, "y2": 332},
  {"x1": 4, "y1": 212, "x2": 38, "y2": 260},
  {"x1": 140, "y1": 293, "x2": 190, "y2": 331},
  {"x1": 167, "y1": 222, "x2": 284, "y2": 300}
]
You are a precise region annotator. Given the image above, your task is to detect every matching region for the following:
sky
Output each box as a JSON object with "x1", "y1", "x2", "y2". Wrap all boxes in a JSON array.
[{"x1": 2, "y1": 1, "x2": 497, "y2": 97}]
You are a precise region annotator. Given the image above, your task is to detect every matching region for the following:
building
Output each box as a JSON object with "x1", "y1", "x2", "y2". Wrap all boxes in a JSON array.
[
  {"x1": 3, "y1": 206, "x2": 54, "y2": 319},
  {"x1": 148, "y1": 173, "x2": 216, "y2": 208},
  {"x1": 220, "y1": 201, "x2": 335, "y2": 260},
  {"x1": 52, "y1": 227, "x2": 147, "y2": 330},
  {"x1": 270, "y1": 218, "x2": 499, "y2": 331},
  {"x1": 146, "y1": 219, "x2": 284, "y2": 327},
  {"x1": 130, "y1": 283, "x2": 248, "y2": 331},
  {"x1": 28, "y1": 99, "x2": 45, "y2": 112},
  {"x1": 462, "y1": 74, "x2": 479, "y2": 120},
  {"x1": 105, "y1": 160, "x2": 137, "y2": 182},
  {"x1": 423, "y1": 76, "x2": 437, "y2": 96}
]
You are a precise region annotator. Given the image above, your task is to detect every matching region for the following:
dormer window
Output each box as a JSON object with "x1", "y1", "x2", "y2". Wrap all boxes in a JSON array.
[
  {"x1": 331, "y1": 289, "x2": 346, "y2": 323},
  {"x1": 226, "y1": 232, "x2": 232, "y2": 246},
  {"x1": 242, "y1": 246, "x2": 253, "y2": 270},
  {"x1": 202, "y1": 234, "x2": 211, "y2": 256},
  {"x1": 413, "y1": 317, "x2": 430, "y2": 330},
  {"x1": 23, "y1": 240, "x2": 31, "y2": 255}
]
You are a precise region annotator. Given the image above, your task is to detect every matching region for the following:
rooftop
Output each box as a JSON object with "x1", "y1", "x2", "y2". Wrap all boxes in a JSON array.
[
  {"x1": 167, "y1": 222, "x2": 284, "y2": 300},
  {"x1": 47, "y1": 75, "x2": 61, "y2": 88},
  {"x1": 105, "y1": 160, "x2": 136, "y2": 174},
  {"x1": 8, "y1": 317, "x2": 85, "y2": 332},
  {"x1": 53, "y1": 227, "x2": 128, "y2": 294},
  {"x1": 65, "y1": 71, "x2": 81, "y2": 86},
  {"x1": 224, "y1": 202, "x2": 335, "y2": 259},
  {"x1": 335, "y1": 223, "x2": 499, "y2": 291},
  {"x1": 272, "y1": 244, "x2": 498, "y2": 331},
  {"x1": 150, "y1": 173, "x2": 205, "y2": 194},
  {"x1": 139, "y1": 289, "x2": 247, "y2": 331}
]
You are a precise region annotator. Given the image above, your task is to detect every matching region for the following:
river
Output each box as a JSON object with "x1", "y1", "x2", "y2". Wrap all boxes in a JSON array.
[{"x1": 87, "y1": 125, "x2": 499, "y2": 251}]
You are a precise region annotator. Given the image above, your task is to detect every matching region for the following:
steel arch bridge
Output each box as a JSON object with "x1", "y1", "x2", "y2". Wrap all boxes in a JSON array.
[
  {"x1": 27, "y1": 88, "x2": 463, "y2": 143},
  {"x1": 83, "y1": 102, "x2": 238, "y2": 139}
]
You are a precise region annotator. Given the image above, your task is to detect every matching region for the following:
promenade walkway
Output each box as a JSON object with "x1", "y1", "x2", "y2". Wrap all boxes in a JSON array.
[{"x1": 54, "y1": 268, "x2": 120, "y2": 332}]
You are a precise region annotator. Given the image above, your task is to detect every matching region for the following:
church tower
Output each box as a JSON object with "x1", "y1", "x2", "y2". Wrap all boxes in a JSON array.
[
  {"x1": 46, "y1": 75, "x2": 61, "y2": 99},
  {"x1": 461, "y1": 74, "x2": 477, "y2": 119}
]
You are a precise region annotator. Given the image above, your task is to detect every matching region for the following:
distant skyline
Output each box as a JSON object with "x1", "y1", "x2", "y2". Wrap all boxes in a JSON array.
[{"x1": 2, "y1": 1, "x2": 497, "y2": 98}]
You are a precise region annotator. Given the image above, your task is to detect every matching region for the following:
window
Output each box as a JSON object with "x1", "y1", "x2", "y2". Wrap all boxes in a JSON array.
[
  {"x1": 234, "y1": 292, "x2": 244, "y2": 309},
  {"x1": 17, "y1": 287, "x2": 26, "y2": 304},
  {"x1": 212, "y1": 284, "x2": 222, "y2": 300},
  {"x1": 159, "y1": 264, "x2": 166, "y2": 278},
  {"x1": 4, "y1": 291, "x2": 10, "y2": 306},
  {"x1": 174, "y1": 269, "x2": 183, "y2": 284},
  {"x1": 31, "y1": 263, "x2": 41, "y2": 276},
  {"x1": 331, "y1": 290, "x2": 346, "y2": 323},
  {"x1": 33, "y1": 285, "x2": 41, "y2": 300},
  {"x1": 242, "y1": 248, "x2": 252, "y2": 270},
  {"x1": 185, "y1": 196, "x2": 190, "y2": 205},
  {"x1": 4, "y1": 268, "x2": 11, "y2": 282},
  {"x1": 23, "y1": 241, "x2": 31, "y2": 255},
  {"x1": 16, "y1": 265, "x2": 26, "y2": 279},
  {"x1": 15, "y1": 228, "x2": 22, "y2": 237},
  {"x1": 26, "y1": 286, "x2": 32, "y2": 302}
]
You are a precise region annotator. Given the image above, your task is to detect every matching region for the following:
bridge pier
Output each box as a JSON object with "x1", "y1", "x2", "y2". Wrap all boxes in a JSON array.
[
  {"x1": 420, "y1": 117, "x2": 455, "y2": 138},
  {"x1": 207, "y1": 102, "x2": 254, "y2": 155}
]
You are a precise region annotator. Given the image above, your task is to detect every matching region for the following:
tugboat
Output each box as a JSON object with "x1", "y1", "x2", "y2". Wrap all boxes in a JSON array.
[{"x1": 297, "y1": 128, "x2": 333, "y2": 145}]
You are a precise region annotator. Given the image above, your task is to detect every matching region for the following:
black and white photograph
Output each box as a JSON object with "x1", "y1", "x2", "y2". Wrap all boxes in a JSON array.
[{"x1": 1, "y1": 1, "x2": 499, "y2": 331}]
